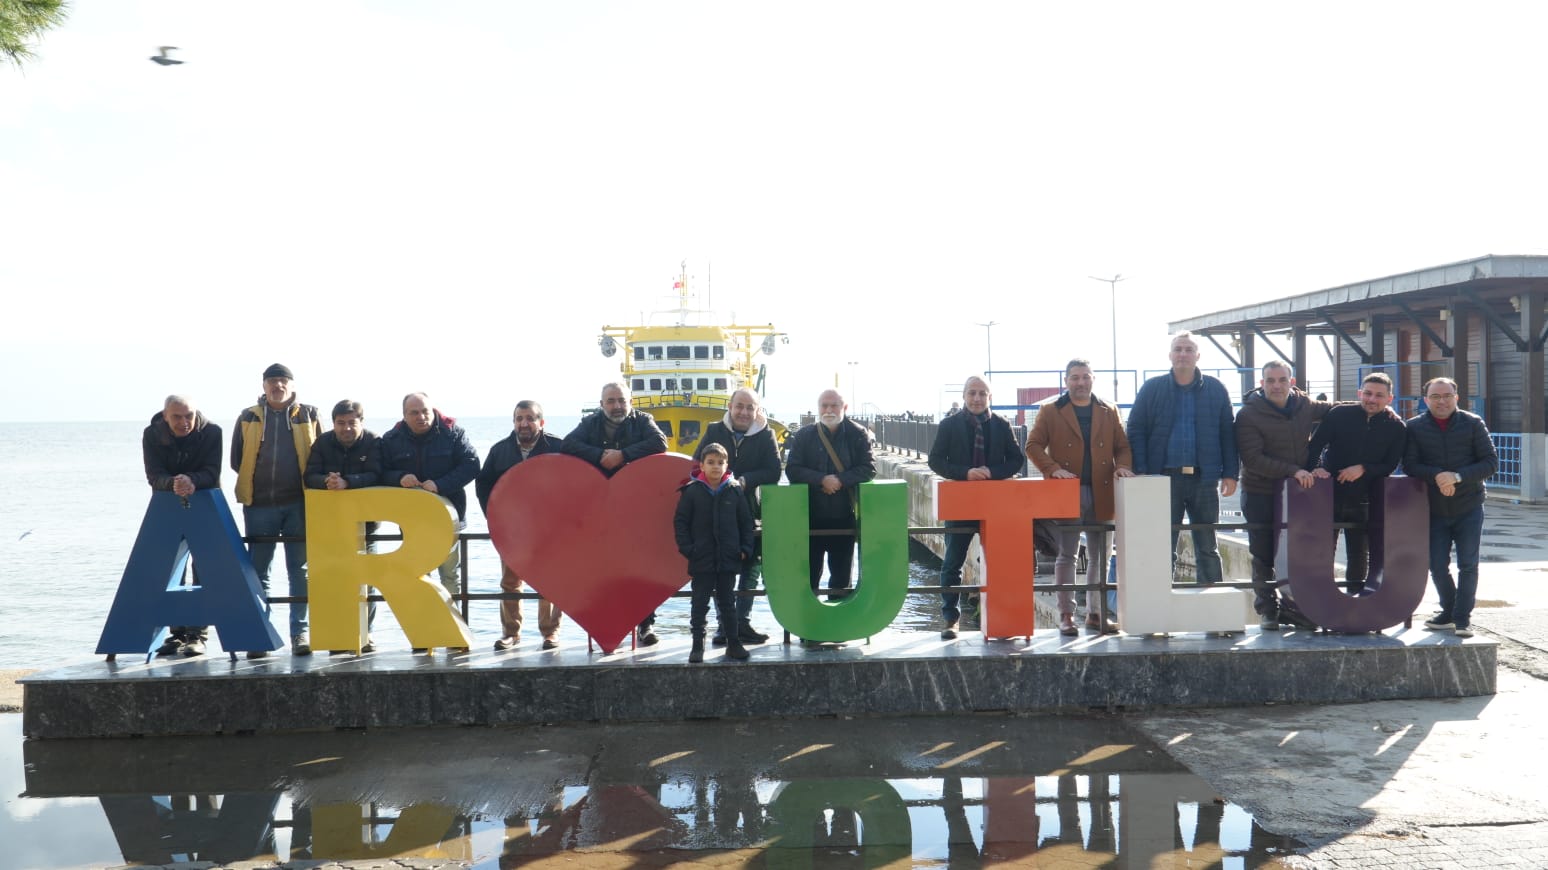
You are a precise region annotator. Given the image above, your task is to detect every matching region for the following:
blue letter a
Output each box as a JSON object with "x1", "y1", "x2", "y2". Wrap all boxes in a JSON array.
[{"x1": 95, "y1": 490, "x2": 283, "y2": 659}]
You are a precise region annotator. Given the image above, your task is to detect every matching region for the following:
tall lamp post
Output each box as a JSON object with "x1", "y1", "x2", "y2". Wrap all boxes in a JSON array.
[
  {"x1": 974, "y1": 320, "x2": 1000, "y2": 377},
  {"x1": 1089, "y1": 275, "x2": 1126, "y2": 402},
  {"x1": 846, "y1": 360, "x2": 860, "y2": 417}
]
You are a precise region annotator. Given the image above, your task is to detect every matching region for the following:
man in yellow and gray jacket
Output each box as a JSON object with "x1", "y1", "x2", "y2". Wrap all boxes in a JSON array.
[{"x1": 231, "y1": 362, "x2": 321, "y2": 658}]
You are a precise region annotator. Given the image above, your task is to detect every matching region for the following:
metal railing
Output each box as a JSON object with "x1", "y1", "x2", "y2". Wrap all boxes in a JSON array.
[{"x1": 1491, "y1": 432, "x2": 1522, "y2": 490}]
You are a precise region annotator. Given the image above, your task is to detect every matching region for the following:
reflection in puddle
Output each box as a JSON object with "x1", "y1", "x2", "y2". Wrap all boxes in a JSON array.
[{"x1": 5, "y1": 715, "x2": 1301, "y2": 868}]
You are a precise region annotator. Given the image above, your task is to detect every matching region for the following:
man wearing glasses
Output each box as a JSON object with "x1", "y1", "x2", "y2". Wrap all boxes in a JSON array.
[{"x1": 1403, "y1": 377, "x2": 1497, "y2": 638}]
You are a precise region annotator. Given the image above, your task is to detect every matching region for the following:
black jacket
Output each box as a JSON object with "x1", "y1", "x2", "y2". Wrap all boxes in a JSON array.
[
  {"x1": 304, "y1": 430, "x2": 383, "y2": 490},
  {"x1": 696, "y1": 420, "x2": 782, "y2": 515},
  {"x1": 927, "y1": 409, "x2": 1023, "y2": 481},
  {"x1": 674, "y1": 475, "x2": 755, "y2": 575},
  {"x1": 1304, "y1": 404, "x2": 1407, "y2": 504},
  {"x1": 784, "y1": 418, "x2": 876, "y2": 524},
  {"x1": 475, "y1": 431, "x2": 564, "y2": 515},
  {"x1": 1403, "y1": 409, "x2": 1498, "y2": 517},
  {"x1": 380, "y1": 412, "x2": 482, "y2": 520},
  {"x1": 562, "y1": 410, "x2": 668, "y2": 477},
  {"x1": 142, "y1": 411, "x2": 222, "y2": 491}
]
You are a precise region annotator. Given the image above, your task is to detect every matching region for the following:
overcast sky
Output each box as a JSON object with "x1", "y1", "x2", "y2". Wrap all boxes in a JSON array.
[{"x1": 5, "y1": 1, "x2": 1548, "y2": 424}]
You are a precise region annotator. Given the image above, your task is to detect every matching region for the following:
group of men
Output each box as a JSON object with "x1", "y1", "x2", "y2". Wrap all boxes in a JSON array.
[
  {"x1": 931, "y1": 331, "x2": 1498, "y2": 641},
  {"x1": 142, "y1": 337, "x2": 1499, "y2": 658},
  {"x1": 140, "y1": 367, "x2": 798, "y2": 657}
]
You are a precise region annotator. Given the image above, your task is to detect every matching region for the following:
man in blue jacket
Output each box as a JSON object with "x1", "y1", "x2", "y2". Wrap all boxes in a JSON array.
[
  {"x1": 563, "y1": 381, "x2": 669, "y2": 643},
  {"x1": 304, "y1": 399, "x2": 384, "y2": 653},
  {"x1": 1404, "y1": 377, "x2": 1497, "y2": 638},
  {"x1": 381, "y1": 392, "x2": 481, "y2": 651},
  {"x1": 927, "y1": 376, "x2": 1025, "y2": 639},
  {"x1": 1126, "y1": 331, "x2": 1239, "y2": 584}
]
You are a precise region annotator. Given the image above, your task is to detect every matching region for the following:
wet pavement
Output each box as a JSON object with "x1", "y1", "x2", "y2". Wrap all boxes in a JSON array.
[{"x1": 2, "y1": 712, "x2": 1299, "y2": 868}]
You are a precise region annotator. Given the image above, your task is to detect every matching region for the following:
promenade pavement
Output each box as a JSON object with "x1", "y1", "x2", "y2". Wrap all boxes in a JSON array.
[{"x1": 6, "y1": 498, "x2": 1545, "y2": 869}]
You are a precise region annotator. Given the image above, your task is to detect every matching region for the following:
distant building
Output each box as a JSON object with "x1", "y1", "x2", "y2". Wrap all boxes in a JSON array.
[{"x1": 1171, "y1": 254, "x2": 1547, "y2": 501}]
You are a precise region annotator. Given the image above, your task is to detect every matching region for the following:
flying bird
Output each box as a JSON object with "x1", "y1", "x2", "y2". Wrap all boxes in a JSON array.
[
  {"x1": 18, "y1": 530, "x2": 32, "y2": 541},
  {"x1": 150, "y1": 46, "x2": 183, "y2": 66}
]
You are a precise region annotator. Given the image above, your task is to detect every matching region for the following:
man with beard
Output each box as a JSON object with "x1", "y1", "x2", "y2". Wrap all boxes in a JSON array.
[
  {"x1": 1026, "y1": 361, "x2": 1135, "y2": 636},
  {"x1": 1234, "y1": 360, "x2": 1333, "y2": 630},
  {"x1": 694, "y1": 387, "x2": 782, "y2": 646},
  {"x1": 784, "y1": 389, "x2": 876, "y2": 641},
  {"x1": 1303, "y1": 372, "x2": 1407, "y2": 598},
  {"x1": 232, "y1": 363, "x2": 322, "y2": 658},
  {"x1": 564, "y1": 381, "x2": 669, "y2": 643},
  {"x1": 930, "y1": 376, "x2": 1027, "y2": 639},
  {"x1": 143, "y1": 394, "x2": 222, "y2": 657},
  {"x1": 478, "y1": 400, "x2": 566, "y2": 650},
  {"x1": 304, "y1": 399, "x2": 383, "y2": 653},
  {"x1": 381, "y1": 391, "x2": 482, "y2": 653}
]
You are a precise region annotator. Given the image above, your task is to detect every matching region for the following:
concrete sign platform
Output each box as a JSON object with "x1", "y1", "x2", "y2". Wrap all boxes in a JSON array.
[{"x1": 21, "y1": 627, "x2": 1494, "y2": 739}]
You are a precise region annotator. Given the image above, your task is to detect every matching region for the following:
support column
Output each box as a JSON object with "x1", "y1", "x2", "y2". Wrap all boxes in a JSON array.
[
  {"x1": 1240, "y1": 331, "x2": 1256, "y2": 398},
  {"x1": 1368, "y1": 314, "x2": 1387, "y2": 370},
  {"x1": 1292, "y1": 326, "x2": 1309, "y2": 394},
  {"x1": 1448, "y1": 304, "x2": 1471, "y2": 411},
  {"x1": 1520, "y1": 293, "x2": 1547, "y2": 502}
]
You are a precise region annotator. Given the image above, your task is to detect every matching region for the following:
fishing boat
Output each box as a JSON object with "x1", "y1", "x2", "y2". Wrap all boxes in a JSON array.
[{"x1": 596, "y1": 263, "x2": 790, "y2": 456}]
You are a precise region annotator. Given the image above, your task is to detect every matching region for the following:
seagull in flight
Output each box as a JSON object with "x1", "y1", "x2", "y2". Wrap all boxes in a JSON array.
[{"x1": 150, "y1": 46, "x2": 183, "y2": 66}]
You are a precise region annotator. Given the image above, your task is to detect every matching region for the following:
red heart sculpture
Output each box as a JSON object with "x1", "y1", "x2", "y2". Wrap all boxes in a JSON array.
[{"x1": 486, "y1": 452, "x2": 692, "y2": 653}]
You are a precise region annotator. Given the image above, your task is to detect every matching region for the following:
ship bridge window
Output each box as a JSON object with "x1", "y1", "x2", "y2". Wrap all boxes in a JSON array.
[
  {"x1": 633, "y1": 346, "x2": 645, "y2": 361},
  {"x1": 697, "y1": 378, "x2": 709, "y2": 390},
  {"x1": 648, "y1": 346, "x2": 663, "y2": 360},
  {"x1": 631, "y1": 378, "x2": 645, "y2": 392},
  {"x1": 694, "y1": 345, "x2": 709, "y2": 359},
  {"x1": 678, "y1": 419, "x2": 700, "y2": 445},
  {"x1": 714, "y1": 377, "x2": 728, "y2": 390},
  {"x1": 667, "y1": 345, "x2": 691, "y2": 360},
  {"x1": 658, "y1": 420, "x2": 673, "y2": 437},
  {"x1": 649, "y1": 378, "x2": 662, "y2": 391},
  {"x1": 714, "y1": 346, "x2": 725, "y2": 360},
  {"x1": 665, "y1": 378, "x2": 678, "y2": 390}
]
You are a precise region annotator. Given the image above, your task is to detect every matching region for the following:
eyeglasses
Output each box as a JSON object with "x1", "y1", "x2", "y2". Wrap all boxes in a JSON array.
[{"x1": 1426, "y1": 393, "x2": 1457, "y2": 400}]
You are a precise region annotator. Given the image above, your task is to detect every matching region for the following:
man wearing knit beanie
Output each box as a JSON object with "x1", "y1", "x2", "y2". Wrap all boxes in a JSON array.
[{"x1": 232, "y1": 363, "x2": 322, "y2": 658}]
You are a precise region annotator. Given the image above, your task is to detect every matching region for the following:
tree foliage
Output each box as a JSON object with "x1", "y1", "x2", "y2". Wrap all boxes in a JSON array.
[{"x1": 1, "y1": 0, "x2": 69, "y2": 69}]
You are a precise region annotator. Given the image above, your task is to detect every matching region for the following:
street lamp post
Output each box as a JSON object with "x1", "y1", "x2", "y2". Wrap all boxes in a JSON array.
[
  {"x1": 974, "y1": 320, "x2": 1000, "y2": 377},
  {"x1": 1089, "y1": 275, "x2": 1126, "y2": 402},
  {"x1": 846, "y1": 361, "x2": 859, "y2": 417}
]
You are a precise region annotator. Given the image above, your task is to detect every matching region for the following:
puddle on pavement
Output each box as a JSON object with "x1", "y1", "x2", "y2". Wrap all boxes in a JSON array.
[{"x1": 2, "y1": 713, "x2": 1302, "y2": 868}]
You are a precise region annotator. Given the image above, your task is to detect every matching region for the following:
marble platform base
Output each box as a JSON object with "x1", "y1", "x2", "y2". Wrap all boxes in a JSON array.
[{"x1": 22, "y1": 627, "x2": 1495, "y2": 739}]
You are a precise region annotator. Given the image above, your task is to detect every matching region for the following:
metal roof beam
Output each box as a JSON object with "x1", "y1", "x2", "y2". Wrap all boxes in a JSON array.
[
  {"x1": 1249, "y1": 326, "x2": 1294, "y2": 368},
  {"x1": 1203, "y1": 333, "x2": 1242, "y2": 369},
  {"x1": 1394, "y1": 301, "x2": 1452, "y2": 357},
  {"x1": 1460, "y1": 288, "x2": 1528, "y2": 351},
  {"x1": 1315, "y1": 308, "x2": 1370, "y2": 363}
]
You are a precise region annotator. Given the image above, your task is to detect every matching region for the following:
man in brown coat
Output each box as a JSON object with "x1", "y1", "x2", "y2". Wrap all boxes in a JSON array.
[
  {"x1": 1234, "y1": 360, "x2": 1334, "y2": 630},
  {"x1": 1026, "y1": 359, "x2": 1134, "y2": 634}
]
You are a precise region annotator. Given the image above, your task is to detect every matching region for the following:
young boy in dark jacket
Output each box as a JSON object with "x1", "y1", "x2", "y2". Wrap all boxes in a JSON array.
[{"x1": 674, "y1": 443, "x2": 755, "y2": 663}]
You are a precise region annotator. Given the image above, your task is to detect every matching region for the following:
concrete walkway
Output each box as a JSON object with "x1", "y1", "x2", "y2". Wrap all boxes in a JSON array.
[{"x1": 1131, "y1": 496, "x2": 1548, "y2": 868}]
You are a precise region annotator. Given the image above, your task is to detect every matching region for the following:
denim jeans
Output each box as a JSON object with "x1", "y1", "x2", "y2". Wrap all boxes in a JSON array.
[
  {"x1": 1169, "y1": 474, "x2": 1223, "y2": 583},
  {"x1": 244, "y1": 501, "x2": 308, "y2": 639},
  {"x1": 1429, "y1": 506, "x2": 1484, "y2": 629},
  {"x1": 938, "y1": 520, "x2": 979, "y2": 624},
  {"x1": 1240, "y1": 491, "x2": 1280, "y2": 614}
]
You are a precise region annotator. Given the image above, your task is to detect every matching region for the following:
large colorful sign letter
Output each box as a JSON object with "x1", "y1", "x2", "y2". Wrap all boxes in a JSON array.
[
  {"x1": 1284, "y1": 477, "x2": 1429, "y2": 632},
  {"x1": 1113, "y1": 476, "x2": 1252, "y2": 634},
  {"x1": 761, "y1": 481, "x2": 909, "y2": 642},
  {"x1": 96, "y1": 490, "x2": 282, "y2": 658},
  {"x1": 937, "y1": 478, "x2": 1079, "y2": 638},
  {"x1": 306, "y1": 488, "x2": 472, "y2": 652}
]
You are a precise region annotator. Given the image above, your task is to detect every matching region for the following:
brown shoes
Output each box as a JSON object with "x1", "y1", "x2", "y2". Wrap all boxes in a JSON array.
[{"x1": 1086, "y1": 614, "x2": 1119, "y2": 634}]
